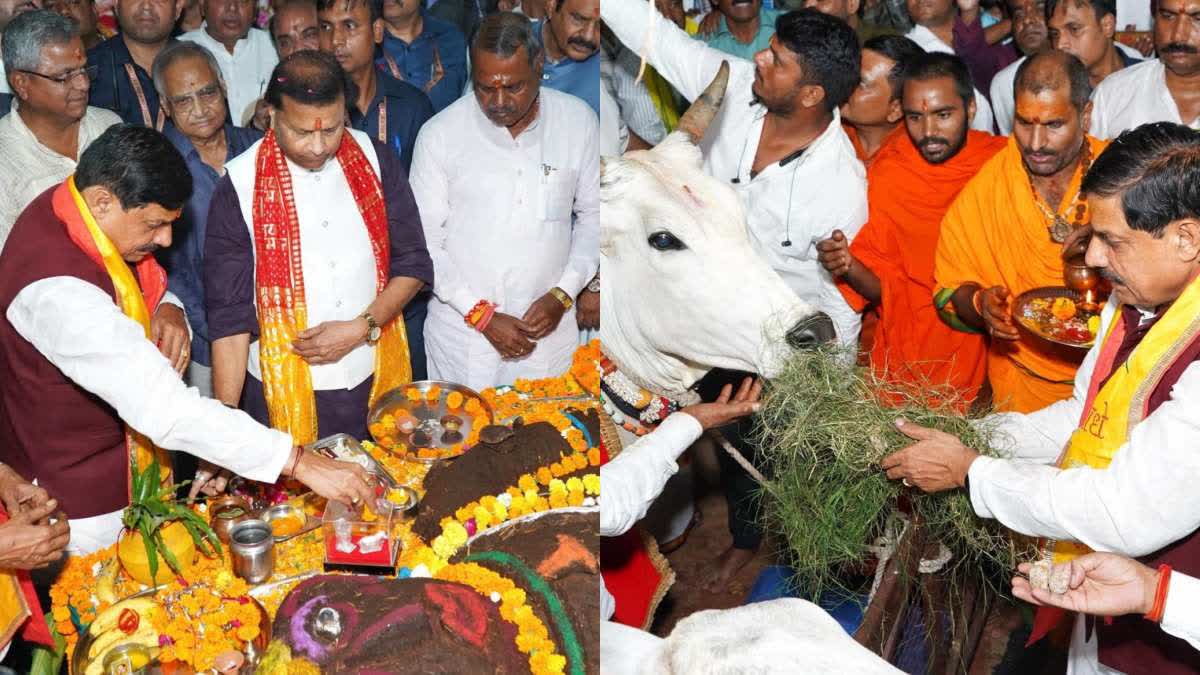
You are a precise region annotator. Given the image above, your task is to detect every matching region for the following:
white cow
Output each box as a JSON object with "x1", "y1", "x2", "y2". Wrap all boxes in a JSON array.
[{"x1": 600, "y1": 63, "x2": 836, "y2": 402}]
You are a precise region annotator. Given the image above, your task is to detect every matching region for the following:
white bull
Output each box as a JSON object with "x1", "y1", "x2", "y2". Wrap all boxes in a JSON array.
[{"x1": 599, "y1": 63, "x2": 836, "y2": 401}]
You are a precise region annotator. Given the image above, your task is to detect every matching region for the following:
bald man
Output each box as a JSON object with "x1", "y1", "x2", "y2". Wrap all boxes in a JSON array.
[{"x1": 934, "y1": 50, "x2": 1108, "y2": 413}]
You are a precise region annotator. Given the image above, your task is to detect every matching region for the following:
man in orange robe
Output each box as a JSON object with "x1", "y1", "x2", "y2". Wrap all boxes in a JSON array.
[
  {"x1": 819, "y1": 52, "x2": 1006, "y2": 407},
  {"x1": 934, "y1": 51, "x2": 1109, "y2": 412}
]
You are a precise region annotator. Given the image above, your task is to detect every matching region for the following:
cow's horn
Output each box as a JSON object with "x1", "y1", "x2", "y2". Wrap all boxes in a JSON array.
[{"x1": 676, "y1": 61, "x2": 730, "y2": 144}]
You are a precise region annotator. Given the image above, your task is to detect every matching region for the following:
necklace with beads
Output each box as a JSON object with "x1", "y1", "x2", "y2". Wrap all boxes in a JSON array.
[
  {"x1": 1027, "y1": 140, "x2": 1092, "y2": 244},
  {"x1": 597, "y1": 354, "x2": 683, "y2": 436}
]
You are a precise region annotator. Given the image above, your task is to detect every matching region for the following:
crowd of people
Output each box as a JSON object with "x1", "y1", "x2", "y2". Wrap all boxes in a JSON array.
[
  {"x1": 0, "y1": 0, "x2": 597, "y2": 667},
  {"x1": 600, "y1": 0, "x2": 1200, "y2": 671}
]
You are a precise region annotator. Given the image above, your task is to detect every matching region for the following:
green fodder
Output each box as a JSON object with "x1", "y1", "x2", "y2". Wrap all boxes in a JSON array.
[{"x1": 755, "y1": 347, "x2": 1032, "y2": 599}]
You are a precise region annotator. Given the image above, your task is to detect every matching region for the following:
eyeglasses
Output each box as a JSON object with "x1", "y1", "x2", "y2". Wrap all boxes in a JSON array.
[
  {"x1": 167, "y1": 83, "x2": 224, "y2": 115},
  {"x1": 17, "y1": 65, "x2": 97, "y2": 85}
]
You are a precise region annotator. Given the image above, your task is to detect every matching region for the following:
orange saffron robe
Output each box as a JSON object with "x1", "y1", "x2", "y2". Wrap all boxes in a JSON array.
[
  {"x1": 839, "y1": 130, "x2": 1007, "y2": 407},
  {"x1": 934, "y1": 135, "x2": 1110, "y2": 413}
]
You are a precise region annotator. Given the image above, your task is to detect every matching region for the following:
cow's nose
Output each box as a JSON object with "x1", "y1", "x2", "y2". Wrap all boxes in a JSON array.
[{"x1": 786, "y1": 312, "x2": 837, "y2": 349}]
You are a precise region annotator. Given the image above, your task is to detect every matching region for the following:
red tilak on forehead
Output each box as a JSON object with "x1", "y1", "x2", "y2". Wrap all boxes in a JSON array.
[
  {"x1": 921, "y1": 99, "x2": 929, "y2": 113},
  {"x1": 314, "y1": 117, "x2": 324, "y2": 130}
]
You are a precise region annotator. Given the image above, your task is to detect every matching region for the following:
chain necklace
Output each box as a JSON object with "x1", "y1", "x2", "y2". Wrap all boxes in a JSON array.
[{"x1": 1027, "y1": 140, "x2": 1092, "y2": 244}]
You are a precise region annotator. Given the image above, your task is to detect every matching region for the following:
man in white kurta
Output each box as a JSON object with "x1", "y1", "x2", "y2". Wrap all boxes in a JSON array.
[
  {"x1": 1089, "y1": 0, "x2": 1200, "y2": 139},
  {"x1": 179, "y1": 18, "x2": 278, "y2": 126},
  {"x1": 411, "y1": 13, "x2": 599, "y2": 390},
  {"x1": 602, "y1": 0, "x2": 865, "y2": 347}
]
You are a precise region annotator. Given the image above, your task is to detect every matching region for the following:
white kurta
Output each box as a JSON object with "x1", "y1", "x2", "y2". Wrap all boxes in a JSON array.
[
  {"x1": 1090, "y1": 59, "x2": 1200, "y2": 139},
  {"x1": 179, "y1": 25, "x2": 279, "y2": 127},
  {"x1": 902, "y1": 25, "x2": 998, "y2": 134},
  {"x1": 224, "y1": 129, "x2": 382, "y2": 392},
  {"x1": 1163, "y1": 572, "x2": 1200, "y2": 651},
  {"x1": 602, "y1": 0, "x2": 866, "y2": 347},
  {"x1": 410, "y1": 89, "x2": 599, "y2": 390},
  {"x1": 7, "y1": 282, "x2": 293, "y2": 554},
  {"x1": 0, "y1": 105, "x2": 121, "y2": 251},
  {"x1": 966, "y1": 298, "x2": 1200, "y2": 674}
]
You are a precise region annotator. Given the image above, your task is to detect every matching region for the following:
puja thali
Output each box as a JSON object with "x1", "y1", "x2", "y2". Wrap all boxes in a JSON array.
[
  {"x1": 366, "y1": 380, "x2": 494, "y2": 464},
  {"x1": 72, "y1": 589, "x2": 270, "y2": 675},
  {"x1": 1013, "y1": 286, "x2": 1101, "y2": 357}
]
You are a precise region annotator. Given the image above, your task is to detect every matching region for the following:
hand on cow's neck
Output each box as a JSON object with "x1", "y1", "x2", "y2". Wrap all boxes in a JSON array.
[{"x1": 751, "y1": 107, "x2": 831, "y2": 176}]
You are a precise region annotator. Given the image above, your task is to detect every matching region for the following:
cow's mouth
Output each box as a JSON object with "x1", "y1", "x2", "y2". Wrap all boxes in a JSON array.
[{"x1": 786, "y1": 312, "x2": 837, "y2": 349}]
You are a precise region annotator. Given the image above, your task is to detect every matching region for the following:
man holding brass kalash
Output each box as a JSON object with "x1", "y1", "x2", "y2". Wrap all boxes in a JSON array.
[{"x1": 884, "y1": 122, "x2": 1200, "y2": 674}]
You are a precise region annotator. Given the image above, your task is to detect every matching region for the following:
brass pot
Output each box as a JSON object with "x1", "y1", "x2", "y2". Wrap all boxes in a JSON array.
[
  {"x1": 209, "y1": 495, "x2": 254, "y2": 546},
  {"x1": 1063, "y1": 254, "x2": 1102, "y2": 310}
]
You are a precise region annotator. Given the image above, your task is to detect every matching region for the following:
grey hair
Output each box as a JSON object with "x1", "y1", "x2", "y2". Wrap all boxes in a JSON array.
[
  {"x1": 471, "y1": 11, "x2": 542, "y2": 70},
  {"x1": 151, "y1": 40, "x2": 226, "y2": 99},
  {"x1": 2, "y1": 10, "x2": 79, "y2": 74}
]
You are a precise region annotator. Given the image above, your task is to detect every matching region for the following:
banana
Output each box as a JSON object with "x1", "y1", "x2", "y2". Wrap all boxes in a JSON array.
[
  {"x1": 93, "y1": 558, "x2": 119, "y2": 605},
  {"x1": 88, "y1": 597, "x2": 158, "y2": 637},
  {"x1": 88, "y1": 621, "x2": 159, "y2": 661}
]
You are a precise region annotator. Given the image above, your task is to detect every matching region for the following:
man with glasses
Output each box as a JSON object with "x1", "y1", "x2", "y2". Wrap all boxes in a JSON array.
[
  {"x1": 0, "y1": 9, "x2": 120, "y2": 248},
  {"x1": 153, "y1": 41, "x2": 260, "y2": 401},
  {"x1": 0, "y1": 10, "x2": 189, "y2": 373}
]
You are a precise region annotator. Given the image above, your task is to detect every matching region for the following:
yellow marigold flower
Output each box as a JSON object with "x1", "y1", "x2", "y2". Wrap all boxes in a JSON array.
[
  {"x1": 567, "y1": 489, "x2": 584, "y2": 507},
  {"x1": 510, "y1": 494, "x2": 527, "y2": 513},
  {"x1": 443, "y1": 520, "x2": 468, "y2": 545},
  {"x1": 565, "y1": 476, "x2": 583, "y2": 492},
  {"x1": 549, "y1": 462, "x2": 565, "y2": 478},
  {"x1": 516, "y1": 631, "x2": 541, "y2": 652},
  {"x1": 549, "y1": 492, "x2": 567, "y2": 509},
  {"x1": 572, "y1": 452, "x2": 589, "y2": 470},
  {"x1": 583, "y1": 474, "x2": 600, "y2": 495},
  {"x1": 454, "y1": 505, "x2": 473, "y2": 523},
  {"x1": 480, "y1": 495, "x2": 498, "y2": 510},
  {"x1": 502, "y1": 587, "x2": 526, "y2": 606},
  {"x1": 536, "y1": 467, "x2": 553, "y2": 485},
  {"x1": 534, "y1": 497, "x2": 550, "y2": 512},
  {"x1": 236, "y1": 624, "x2": 259, "y2": 641},
  {"x1": 587, "y1": 447, "x2": 601, "y2": 466},
  {"x1": 431, "y1": 535, "x2": 456, "y2": 559},
  {"x1": 548, "y1": 478, "x2": 566, "y2": 495},
  {"x1": 507, "y1": 486, "x2": 523, "y2": 499},
  {"x1": 473, "y1": 506, "x2": 493, "y2": 530},
  {"x1": 523, "y1": 489, "x2": 539, "y2": 505},
  {"x1": 517, "y1": 473, "x2": 538, "y2": 493},
  {"x1": 491, "y1": 501, "x2": 508, "y2": 522}
]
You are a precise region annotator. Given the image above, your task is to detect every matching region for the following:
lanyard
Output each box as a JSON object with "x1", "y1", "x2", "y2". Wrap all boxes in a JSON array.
[
  {"x1": 124, "y1": 63, "x2": 164, "y2": 131},
  {"x1": 377, "y1": 102, "x2": 386, "y2": 144},
  {"x1": 382, "y1": 43, "x2": 444, "y2": 93}
]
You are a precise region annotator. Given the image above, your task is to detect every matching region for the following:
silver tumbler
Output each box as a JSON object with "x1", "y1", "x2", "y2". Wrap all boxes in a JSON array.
[{"x1": 229, "y1": 519, "x2": 275, "y2": 583}]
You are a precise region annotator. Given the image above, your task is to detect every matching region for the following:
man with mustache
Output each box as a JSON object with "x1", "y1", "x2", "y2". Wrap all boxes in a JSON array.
[
  {"x1": 86, "y1": 0, "x2": 181, "y2": 128},
  {"x1": 534, "y1": 0, "x2": 598, "y2": 114},
  {"x1": 205, "y1": 50, "x2": 432, "y2": 444},
  {"x1": 903, "y1": 0, "x2": 1007, "y2": 127},
  {"x1": 933, "y1": 50, "x2": 1108, "y2": 413},
  {"x1": 154, "y1": 41, "x2": 260, "y2": 403},
  {"x1": 818, "y1": 52, "x2": 1007, "y2": 408},
  {"x1": 317, "y1": 0, "x2": 434, "y2": 376},
  {"x1": 410, "y1": 12, "x2": 598, "y2": 389},
  {"x1": 885, "y1": 121, "x2": 1200, "y2": 675},
  {"x1": 1047, "y1": 0, "x2": 1141, "y2": 87},
  {"x1": 179, "y1": 0, "x2": 278, "y2": 125},
  {"x1": 1089, "y1": 0, "x2": 1200, "y2": 138}
]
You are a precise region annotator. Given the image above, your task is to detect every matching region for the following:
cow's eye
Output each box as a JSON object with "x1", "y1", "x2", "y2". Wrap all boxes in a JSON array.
[{"x1": 647, "y1": 231, "x2": 686, "y2": 251}]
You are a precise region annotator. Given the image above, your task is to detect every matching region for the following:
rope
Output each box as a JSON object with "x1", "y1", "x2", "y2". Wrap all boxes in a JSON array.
[{"x1": 710, "y1": 429, "x2": 767, "y2": 484}]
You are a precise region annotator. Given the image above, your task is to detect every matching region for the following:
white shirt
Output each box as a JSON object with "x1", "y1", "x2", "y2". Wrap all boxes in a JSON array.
[
  {"x1": 903, "y1": 24, "x2": 998, "y2": 133},
  {"x1": 7, "y1": 281, "x2": 293, "y2": 554},
  {"x1": 224, "y1": 128, "x2": 382, "y2": 391},
  {"x1": 179, "y1": 25, "x2": 278, "y2": 127},
  {"x1": 0, "y1": 105, "x2": 121, "y2": 251},
  {"x1": 599, "y1": 413, "x2": 703, "y2": 620},
  {"x1": 965, "y1": 299, "x2": 1200, "y2": 674},
  {"x1": 0, "y1": 60, "x2": 9, "y2": 94},
  {"x1": 992, "y1": 44, "x2": 1143, "y2": 135},
  {"x1": 1163, "y1": 572, "x2": 1200, "y2": 652},
  {"x1": 600, "y1": 61, "x2": 626, "y2": 156},
  {"x1": 602, "y1": 0, "x2": 866, "y2": 347},
  {"x1": 1090, "y1": 59, "x2": 1200, "y2": 140},
  {"x1": 410, "y1": 88, "x2": 600, "y2": 390}
]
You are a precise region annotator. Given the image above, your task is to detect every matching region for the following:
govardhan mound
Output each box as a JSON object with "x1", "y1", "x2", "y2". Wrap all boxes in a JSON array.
[{"x1": 456, "y1": 509, "x2": 600, "y2": 674}]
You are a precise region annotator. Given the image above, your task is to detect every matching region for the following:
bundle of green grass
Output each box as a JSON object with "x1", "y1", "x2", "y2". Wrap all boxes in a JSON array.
[{"x1": 754, "y1": 347, "x2": 1032, "y2": 598}]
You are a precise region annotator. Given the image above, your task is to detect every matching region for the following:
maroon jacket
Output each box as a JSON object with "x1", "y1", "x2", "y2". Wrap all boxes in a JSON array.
[
  {"x1": 1094, "y1": 305, "x2": 1200, "y2": 673},
  {"x1": 0, "y1": 187, "x2": 128, "y2": 519}
]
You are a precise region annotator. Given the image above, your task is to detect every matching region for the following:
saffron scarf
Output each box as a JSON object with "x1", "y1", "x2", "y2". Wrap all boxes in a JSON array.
[
  {"x1": 50, "y1": 177, "x2": 174, "y2": 493},
  {"x1": 1027, "y1": 273, "x2": 1200, "y2": 644},
  {"x1": 250, "y1": 129, "x2": 411, "y2": 445}
]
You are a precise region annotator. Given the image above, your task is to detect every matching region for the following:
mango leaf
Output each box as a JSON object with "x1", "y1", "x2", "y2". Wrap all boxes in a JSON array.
[
  {"x1": 155, "y1": 528, "x2": 181, "y2": 574},
  {"x1": 138, "y1": 519, "x2": 159, "y2": 582}
]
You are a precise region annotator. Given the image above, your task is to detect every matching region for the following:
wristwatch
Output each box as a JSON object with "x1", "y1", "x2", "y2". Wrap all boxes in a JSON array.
[
  {"x1": 586, "y1": 276, "x2": 601, "y2": 294},
  {"x1": 549, "y1": 287, "x2": 574, "y2": 310},
  {"x1": 360, "y1": 312, "x2": 382, "y2": 346}
]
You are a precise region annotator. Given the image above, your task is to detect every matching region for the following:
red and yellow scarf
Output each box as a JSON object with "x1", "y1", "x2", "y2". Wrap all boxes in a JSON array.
[
  {"x1": 51, "y1": 177, "x2": 174, "y2": 493},
  {"x1": 250, "y1": 129, "x2": 410, "y2": 445}
]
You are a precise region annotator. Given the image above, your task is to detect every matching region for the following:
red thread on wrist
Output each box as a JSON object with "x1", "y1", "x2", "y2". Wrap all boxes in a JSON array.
[
  {"x1": 286, "y1": 446, "x2": 302, "y2": 478},
  {"x1": 1146, "y1": 564, "x2": 1172, "y2": 623},
  {"x1": 476, "y1": 305, "x2": 496, "y2": 332}
]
